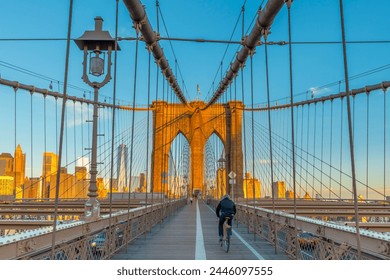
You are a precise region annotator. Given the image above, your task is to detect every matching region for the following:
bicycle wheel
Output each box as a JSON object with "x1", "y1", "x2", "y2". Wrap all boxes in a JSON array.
[{"x1": 224, "y1": 228, "x2": 230, "y2": 253}]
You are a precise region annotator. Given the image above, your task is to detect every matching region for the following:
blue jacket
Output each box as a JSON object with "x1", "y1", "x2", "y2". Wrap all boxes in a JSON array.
[{"x1": 216, "y1": 197, "x2": 236, "y2": 218}]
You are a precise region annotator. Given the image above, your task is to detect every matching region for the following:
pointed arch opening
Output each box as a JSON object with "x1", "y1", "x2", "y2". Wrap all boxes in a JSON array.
[
  {"x1": 204, "y1": 132, "x2": 226, "y2": 199},
  {"x1": 167, "y1": 132, "x2": 190, "y2": 198}
]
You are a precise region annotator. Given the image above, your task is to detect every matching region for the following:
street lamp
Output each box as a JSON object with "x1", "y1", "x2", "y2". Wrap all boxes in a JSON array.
[
  {"x1": 183, "y1": 175, "x2": 189, "y2": 198},
  {"x1": 217, "y1": 157, "x2": 226, "y2": 198},
  {"x1": 74, "y1": 17, "x2": 120, "y2": 221},
  {"x1": 217, "y1": 157, "x2": 226, "y2": 169}
]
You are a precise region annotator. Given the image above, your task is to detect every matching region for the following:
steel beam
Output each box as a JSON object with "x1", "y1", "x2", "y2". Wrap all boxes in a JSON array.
[
  {"x1": 122, "y1": 0, "x2": 187, "y2": 104},
  {"x1": 245, "y1": 81, "x2": 390, "y2": 111},
  {"x1": 0, "y1": 78, "x2": 151, "y2": 111}
]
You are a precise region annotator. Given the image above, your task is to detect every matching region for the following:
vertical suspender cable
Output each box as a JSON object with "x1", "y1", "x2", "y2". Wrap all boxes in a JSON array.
[
  {"x1": 249, "y1": 54, "x2": 257, "y2": 240},
  {"x1": 127, "y1": 31, "x2": 140, "y2": 235},
  {"x1": 30, "y1": 91, "x2": 33, "y2": 198},
  {"x1": 320, "y1": 102, "x2": 324, "y2": 197},
  {"x1": 145, "y1": 51, "x2": 151, "y2": 232},
  {"x1": 55, "y1": 98, "x2": 58, "y2": 159},
  {"x1": 366, "y1": 93, "x2": 370, "y2": 200},
  {"x1": 264, "y1": 36, "x2": 277, "y2": 253},
  {"x1": 312, "y1": 103, "x2": 317, "y2": 198},
  {"x1": 156, "y1": 0, "x2": 165, "y2": 218},
  {"x1": 73, "y1": 102, "x2": 76, "y2": 188},
  {"x1": 305, "y1": 104, "x2": 310, "y2": 195},
  {"x1": 81, "y1": 100, "x2": 85, "y2": 168},
  {"x1": 384, "y1": 89, "x2": 387, "y2": 200},
  {"x1": 238, "y1": 2, "x2": 244, "y2": 209},
  {"x1": 339, "y1": 0, "x2": 362, "y2": 259},
  {"x1": 300, "y1": 105, "x2": 304, "y2": 196},
  {"x1": 150, "y1": 0, "x2": 160, "y2": 207},
  {"x1": 340, "y1": 98, "x2": 344, "y2": 199},
  {"x1": 51, "y1": 0, "x2": 73, "y2": 259},
  {"x1": 108, "y1": 0, "x2": 119, "y2": 257},
  {"x1": 295, "y1": 105, "x2": 300, "y2": 194},
  {"x1": 286, "y1": 1, "x2": 299, "y2": 259},
  {"x1": 329, "y1": 101, "x2": 333, "y2": 199},
  {"x1": 13, "y1": 86, "x2": 17, "y2": 197},
  {"x1": 44, "y1": 95, "x2": 47, "y2": 199},
  {"x1": 152, "y1": 51, "x2": 159, "y2": 210},
  {"x1": 65, "y1": 100, "x2": 68, "y2": 170},
  {"x1": 239, "y1": 44, "x2": 249, "y2": 228},
  {"x1": 160, "y1": 72, "x2": 166, "y2": 223}
]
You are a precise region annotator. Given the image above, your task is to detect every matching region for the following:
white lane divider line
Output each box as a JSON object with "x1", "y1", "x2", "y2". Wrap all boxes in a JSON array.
[
  {"x1": 205, "y1": 202, "x2": 265, "y2": 260},
  {"x1": 195, "y1": 200, "x2": 207, "y2": 260}
]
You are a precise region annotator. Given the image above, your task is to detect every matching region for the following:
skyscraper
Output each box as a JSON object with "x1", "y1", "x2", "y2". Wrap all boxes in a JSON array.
[
  {"x1": 117, "y1": 143, "x2": 128, "y2": 192},
  {"x1": 42, "y1": 152, "x2": 58, "y2": 198},
  {"x1": 0, "y1": 153, "x2": 13, "y2": 176},
  {"x1": 23, "y1": 177, "x2": 41, "y2": 199},
  {"x1": 49, "y1": 167, "x2": 74, "y2": 199},
  {"x1": 13, "y1": 144, "x2": 25, "y2": 189},
  {"x1": 75, "y1": 166, "x2": 88, "y2": 198},
  {"x1": 0, "y1": 176, "x2": 14, "y2": 197},
  {"x1": 243, "y1": 172, "x2": 261, "y2": 199}
]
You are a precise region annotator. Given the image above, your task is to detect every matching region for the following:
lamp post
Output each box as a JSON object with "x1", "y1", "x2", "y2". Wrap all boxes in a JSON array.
[
  {"x1": 74, "y1": 17, "x2": 120, "y2": 221},
  {"x1": 183, "y1": 175, "x2": 189, "y2": 198},
  {"x1": 217, "y1": 157, "x2": 226, "y2": 198}
]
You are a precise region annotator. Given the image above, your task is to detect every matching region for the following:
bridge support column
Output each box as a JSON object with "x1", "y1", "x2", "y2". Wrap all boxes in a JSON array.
[
  {"x1": 190, "y1": 129, "x2": 206, "y2": 197},
  {"x1": 226, "y1": 101, "x2": 244, "y2": 199},
  {"x1": 151, "y1": 101, "x2": 170, "y2": 195}
]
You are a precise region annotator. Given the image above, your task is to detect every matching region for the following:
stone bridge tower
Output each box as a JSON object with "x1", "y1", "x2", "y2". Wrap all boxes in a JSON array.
[{"x1": 151, "y1": 100, "x2": 244, "y2": 198}]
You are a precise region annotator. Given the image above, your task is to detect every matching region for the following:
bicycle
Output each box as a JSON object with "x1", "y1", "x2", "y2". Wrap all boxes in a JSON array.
[{"x1": 220, "y1": 216, "x2": 232, "y2": 253}]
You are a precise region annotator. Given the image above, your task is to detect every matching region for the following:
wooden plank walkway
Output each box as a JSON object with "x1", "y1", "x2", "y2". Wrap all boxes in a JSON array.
[{"x1": 112, "y1": 199, "x2": 289, "y2": 260}]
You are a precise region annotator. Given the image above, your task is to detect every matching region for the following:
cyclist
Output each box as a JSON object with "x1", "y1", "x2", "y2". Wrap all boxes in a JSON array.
[{"x1": 216, "y1": 194, "x2": 236, "y2": 242}]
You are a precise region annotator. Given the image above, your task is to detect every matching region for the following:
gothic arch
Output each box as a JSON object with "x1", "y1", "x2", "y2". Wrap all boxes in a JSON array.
[{"x1": 151, "y1": 100, "x2": 244, "y2": 197}]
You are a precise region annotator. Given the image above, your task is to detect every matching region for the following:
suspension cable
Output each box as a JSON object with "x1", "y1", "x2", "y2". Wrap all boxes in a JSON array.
[
  {"x1": 126, "y1": 31, "x2": 140, "y2": 240},
  {"x1": 366, "y1": 93, "x2": 370, "y2": 200},
  {"x1": 320, "y1": 102, "x2": 324, "y2": 197},
  {"x1": 339, "y1": 0, "x2": 362, "y2": 259},
  {"x1": 55, "y1": 97, "x2": 58, "y2": 158},
  {"x1": 305, "y1": 104, "x2": 310, "y2": 196},
  {"x1": 107, "y1": 0, "x2": 120, "y2": 258},
  {"x1": 384, "y1": 89, "x2": 387, "y2": 200},
  {"x1": 312, "y1": 103, "x2": 317, "y2": 198},
  {"x1": 160, "y1": 66, "x2": 166, "y2": 223},
  {"x1": 43, "y1": 94, "x2": 47, "y2": 199},
  {"x1": 205, "y1": 1, "x2": 245, "y2": 101},
  {"x1": 30, "y1": 90, "x2": 33, "y2": 198},
  {"x1": 286, "y1": 0, "x2": 299, "y2": 259},
  {"x1": 145, "y1": 51, "x2": 151, "y2": 232},
  {"x1": 73, "y1": 101, "x2": 77, "y2": 190},
  {"x1": 13, "y1": 85, "x2": 17, "y2": 199},
  {"x1": 339, "y1": 98, "x2": 343, "y2": 198},
  {"x1": 249, "y1": 54, "x2": 257, "y2": 240},
  {"x1": 157, "y1": 4, "x2": 190, "y2": 101},
  {"x1": 51, "y1": 0, "x2": 73, "y2": 259},
  {"x1": 264, "y1": 35, "x2": 277, "y2": 253},
  {"x1": 329, "y1": 101, "x2": 333, "y2": 199}
]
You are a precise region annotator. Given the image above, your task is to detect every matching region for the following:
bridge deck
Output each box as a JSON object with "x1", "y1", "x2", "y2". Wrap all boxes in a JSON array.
[{"x1": 112, "y1": 199, "x2": 288, "y2": 260}]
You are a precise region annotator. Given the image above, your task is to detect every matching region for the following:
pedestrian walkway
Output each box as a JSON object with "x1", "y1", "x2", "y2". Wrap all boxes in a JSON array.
[{"x1": 112, "y1": 199, "x2": 288, "y2": 260}]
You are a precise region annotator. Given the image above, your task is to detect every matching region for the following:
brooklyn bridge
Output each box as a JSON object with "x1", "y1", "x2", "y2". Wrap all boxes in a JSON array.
[{"x1": 0, "y1": 0, "x2": 389, "y2": 260}]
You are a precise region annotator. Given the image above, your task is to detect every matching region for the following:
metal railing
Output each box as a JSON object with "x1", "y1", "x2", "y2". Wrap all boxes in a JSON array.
[
  {"x1": 0, "y1": 199, "x2": 186, "y2": 260},
  {"x1": 234, "y1": 204, "x2": 390, "y2": 260}
]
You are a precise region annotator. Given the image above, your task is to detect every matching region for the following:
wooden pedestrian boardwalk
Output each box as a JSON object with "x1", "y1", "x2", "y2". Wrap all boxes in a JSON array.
[{"x1": 112, "y1": 199, "x2": 289, "y2": 260}]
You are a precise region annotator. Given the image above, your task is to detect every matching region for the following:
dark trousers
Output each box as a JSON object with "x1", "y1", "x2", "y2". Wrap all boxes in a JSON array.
[{"x1": 218, "y1": 213, "x2": 233, "y2": 237}]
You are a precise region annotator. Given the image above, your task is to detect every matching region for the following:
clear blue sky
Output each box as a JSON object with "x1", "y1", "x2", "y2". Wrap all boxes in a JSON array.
[
  {"x1": 1, "y1": 0, "x2": 389, "y2": 104},
  {"x1": 1, "y1": 0, "x2": 390, "y2": 198}
]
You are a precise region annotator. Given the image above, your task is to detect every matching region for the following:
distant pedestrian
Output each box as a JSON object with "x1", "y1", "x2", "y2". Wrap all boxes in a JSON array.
[{"x1": 190, "y1": 197, "x2": 193, "y2": 205}]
